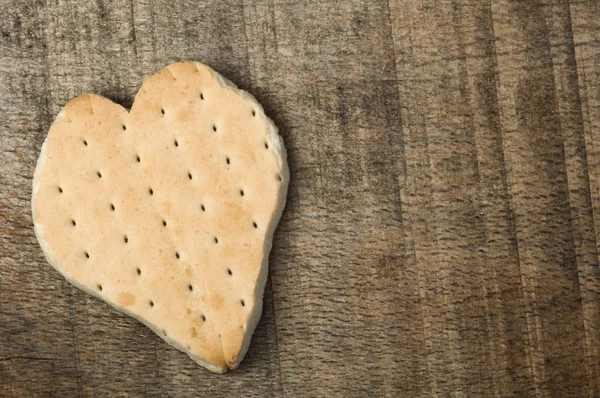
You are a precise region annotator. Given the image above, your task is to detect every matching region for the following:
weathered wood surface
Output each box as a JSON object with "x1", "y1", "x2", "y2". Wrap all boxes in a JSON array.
[{"x1": 1, "y1": 0, "x2": 600, "y2": 396}]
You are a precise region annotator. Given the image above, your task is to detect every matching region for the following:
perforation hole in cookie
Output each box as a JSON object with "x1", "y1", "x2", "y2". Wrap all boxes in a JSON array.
[
  {"x1": 252, "y1": 109, "x2": 256, "y2": 117},
  {"x1": 213, "y1": 237, "x2": 219, "y2": 244},
  {"x1": 188, "y1": 171, "x2": 193, "y2": 180},
  {"x1": 277, "y1": 174, "x2": 283, "y2": 182},
  {"x1": 149, "y1": 188, "x2": 154, "y2": 195},
  {"x1": 161, "y1": 108, "x2": 165, "y2": 116},
  {"x1": 162, "y1": 219, "x2": 167, "y2": 227},
  {"x1": 84, "y1": 251, "x2": 90, "y2": 259},
  {"x1": 227, "y1": 268, "x2": 232, "y2": 276},
  {"x1": 71, "y1": 219, "x2": 76, "y2": 227},
  {"x1": 201, "y1": 315, "x2": 206, "y2": 322},
  {"x1": 188, "y1": 284, "x2": 193, "y2": 292},
  {"x1": 97, "y1": 171, "x2": 102, "y2": 179},
  {"x1": 264, "y1": 142, "x2": 269, "y2": 149},
  {"x1": 212, "y1": 124, "x2": 217, "y2": 132},
  {"x1": 58, "y1": 186, "x2": 63, "y2": 193},
  {"x1": 83, "y1": 139, "x2": 88, "y2": 146},
  {"x1": 110, "y1": 203, "x2": 115, "y2": 211},
  {"x1": 201, "y1": 204, "x2": 205, "y2": 212},
  {"x1": 124, "y1": 235, "x2": 129, "y2": 244},
  {"x1": 97, "y1": 284, "x2": 103, "y2": 292},
  {"x1": 122, "y1": 123, "x2": 127, "y2": 131},
  {"x1": 174, "y1": 138, "x2": 179, "y2": 147},
  {"x1": 252, "y1": 221, "x2": 258, "y2": 229},
  {"x1": 136, "y1": 267, "x2": 141, "y2": 276},
  {"x1": 226, "y1": 157, "x2": 230, "y2": 165},
  {"x1": 136, "y1": 155, "x2": 141, "y2": 163},
  {"x1": 149, "y1": 300, "x2": 154, "y2": 307},
  {"x1": 200, "y1": 92, "x2": 204, "y2": 100},
  {"x1": 240, "y1": 189, "x2": 244, "y2": 197},
  {"x1": 240, "y1": 299, "x2": 245, "y2": 307},
  {"x1": 175, "y1": 251, "x2": 180, "y2": 259}
]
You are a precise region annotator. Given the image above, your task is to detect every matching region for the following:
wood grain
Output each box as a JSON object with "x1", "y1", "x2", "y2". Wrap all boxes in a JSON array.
[{"x1": 1, "y1": 0, "x2": 599, "y2": 396}]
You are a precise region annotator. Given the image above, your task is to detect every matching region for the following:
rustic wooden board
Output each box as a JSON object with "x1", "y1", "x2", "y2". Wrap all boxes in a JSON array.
[{"x1": 1, "y1": 0, "x2": 599, "y2": 396}]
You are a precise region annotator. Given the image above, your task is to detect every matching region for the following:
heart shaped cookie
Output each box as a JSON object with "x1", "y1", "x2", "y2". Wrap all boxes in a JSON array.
[{"x1": 31, "y1": 62, "x2": 288, "y2": 373}]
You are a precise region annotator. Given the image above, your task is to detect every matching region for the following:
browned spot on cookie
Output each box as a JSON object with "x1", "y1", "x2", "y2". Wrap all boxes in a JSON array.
[
  {"x1": 191, "y1": 327, "x2": 198, "y2": 338},
  {"x1": 118, "y1": 293, "x2": 136, "y2": 307},
  {"x1": 210, "y1": 293, "x2": 224, "y2": 312},
  {"x1": 226, "y1": 351, "x2": 239, "y2": 366}
]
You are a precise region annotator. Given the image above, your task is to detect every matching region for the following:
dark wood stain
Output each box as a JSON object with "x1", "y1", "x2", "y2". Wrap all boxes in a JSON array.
[{"x1": 1, "y1": 0, "x2": 600, "y2": 396}]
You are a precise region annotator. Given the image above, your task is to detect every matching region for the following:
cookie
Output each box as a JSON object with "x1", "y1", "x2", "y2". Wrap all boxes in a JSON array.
[{"x1": 32, "y1": 61, "x2": 289, "y2": 372}]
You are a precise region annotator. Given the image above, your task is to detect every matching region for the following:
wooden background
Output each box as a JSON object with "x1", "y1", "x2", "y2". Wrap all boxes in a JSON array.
[{"x1": 1, "y1": 0, "x2": 600, "y2": 396}]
